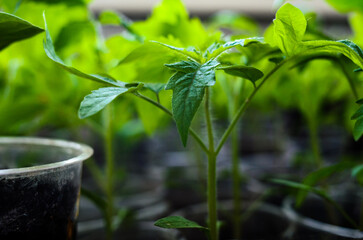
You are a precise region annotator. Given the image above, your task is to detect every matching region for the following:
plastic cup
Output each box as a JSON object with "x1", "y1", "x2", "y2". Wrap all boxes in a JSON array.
[{"x1": 0, "y1": 137, "x2": 93, "y2": 240}]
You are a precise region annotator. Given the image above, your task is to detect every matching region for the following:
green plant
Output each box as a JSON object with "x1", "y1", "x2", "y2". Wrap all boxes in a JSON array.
[
  {"x1": 272, "y1": 160, "x2": 363, "y2": 230},
  {"x1": 43, "y1": 2, "x2": 363, "y2": 240}
]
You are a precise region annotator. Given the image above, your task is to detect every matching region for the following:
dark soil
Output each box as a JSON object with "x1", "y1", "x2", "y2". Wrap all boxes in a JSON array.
[{"x1": 0, "y1": 165, "x2": 81, "y2": 240}]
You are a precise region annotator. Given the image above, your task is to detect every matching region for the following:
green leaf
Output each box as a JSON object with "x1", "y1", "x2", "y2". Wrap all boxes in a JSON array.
[
  {"x1": 99, "y1": 10, "x2": 141, "y2": 41},
  {"x1": 353, "y1": 118, "x2": 363, "y2": 141},
  {"x1": 326, "y1": 0, "x2": 363, "y2": 13},
  {"x1": 43, "y1": 13, "x2": 123, "y2": 87},
  {"x1": 223, "y1": 37, "x2": 264, "y2": 49},
  {"x1": 351, "y1": 98, "x2": 363, "y2": 141},
  {"x1": 150, "y1": 41, "x2": 200, "y2": 61},
  {"x1": 54, "y1": 20, "x2": 94, "y2": 51},
  {"x1": 352, "y1": 164, "x2": 363, "y2": 177},
  {"x1": 273, "y1": 3, "x2": 307, "y2": 56},
  {"x1": 236, "y1": 41, "x2": 280, "y2": 65},
  {"x1": 165, "y1": 60, "x2": 201, "y2": 73},
  {"x1": 165, "y1": 59, "x2": 219, "y2": 146},
  {"x1": 112, "y1": 208, "x2": 131, "y2": 231},
  {"x1": 99, "y1": 11, "x2": 122, "y2": 25},
  {"x1": 352, "y1": 164, "x2": 363, "y2": 185},
  {"x1": 81, "y1": 187, "x2": 107, "y2": 211},
  {"x1": 351, "y1": 105, "x2": 363, "y2": 120},
  {"x1": 269, "y1": 57, "x2": 285, "y2": 64},
  {"x1": 271, "y1": 179, "x2": 327, "y2": 197},
  {"x1": 338, "y1": 40, "x2": 363, "y2": 58},
  {"x1": 0, "y1": 12, "x2": 44, "y2": 51},
  {"x1": 296, "y1": 161, "x2": 357, "y2": 206},
  {"x1": 272, "y1": 178, "x2": 360, "y2": 228},
  {"x1": 131, "y1": 0, "x2": 212, "y2": 49},
  {"x1": 144, "y1": 83, "x2": 166, "y2": 94},
  {"x1": 301, "y1": 40, "x2": 363, "y2": 69},
  {"x1": 154, "y1": 216, "x2": 208, "y2": 230},
  {"x1": 217, "y1": 65, "x2": 264, "y2": 86},
  {"x1": 117, "y1": 42, "x2": 189, "y2": 83},
  {"x1": 209, "y1": 37, "x2": 264, "y2": 59},
  {"x1": 28, "y1": 0, "x2": 88, "y2": 6},
  {"x1": 79, "y1": 86, "x2": 142, "y2": 119}
]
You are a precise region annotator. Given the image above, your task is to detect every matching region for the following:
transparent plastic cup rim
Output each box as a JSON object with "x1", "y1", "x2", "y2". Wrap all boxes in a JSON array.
[{"x1": 0, "y1": 137, "x2": 93, "y2": 176}]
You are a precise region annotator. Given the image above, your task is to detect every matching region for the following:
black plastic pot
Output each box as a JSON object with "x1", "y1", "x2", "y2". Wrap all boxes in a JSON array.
[{"x1": 0, "y1": 137, "x2": 92, "y2": 240}]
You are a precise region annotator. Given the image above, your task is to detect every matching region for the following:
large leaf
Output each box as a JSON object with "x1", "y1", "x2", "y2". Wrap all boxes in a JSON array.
[
  {"x1": 0, "y1": 12, "x2": 44, "y2": 51},
  {"x1": 79, "y1": 85, "x2": 142, "y2": 119},
  {"x1": 217, "y1": 65, "x2": 264, "y2": 86},
  {"x1": 273, "y1": 3, "x2": 306, "y2": 56},
  {"x1": 43, "y1": 13, "x2": 123, "y2": 87},
  {"x1": 165, "y1": 59, "x2": 219, "y2": 146},
  {"x1": 154, "y1": 216, "x2": 208, "y2": 230},
  {"x1": 301, "y1": 40, "x2": 363, "y2": 70}
]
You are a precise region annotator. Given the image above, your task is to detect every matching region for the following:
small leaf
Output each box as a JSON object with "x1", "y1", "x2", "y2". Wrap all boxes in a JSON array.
[
  {"x1": 112, "y1": 208, "x2": 131, "y2": 231},
  {"x1": 209, "y1": 37, "x2": 264, "y2": 59},
  {"x1": 338, "y1": 39, "x2": 363, "y2": 58},
  {"x1": 273, "y1": 3, "x2": 307, "y2": 56},
  {"x1": 351, "y1": 98, "x2": 363, "y2": 141},
  {"x1": 269, "y1": 57, "x2": 285, "y2": 64},
  {"x1": 43, "y1": 13, "x2": 123, "y2": 87},
  {"x1": 154, "y1": 216, "x2": 208, "y2": 230},
  {"x1": 222, "y1": 37, "x2": 264, "y2": 49},
  {"x1": 272, "y1": 178, "x2": 360, "y2": 228},
  {"x1": 218, "y1": 65, "x2": 264, "y2": 85},
  {"x1": 165, "y1": 60, "x2": 201, "y2": 73},
  {"x1": 351, "y1": 105, "x2": 363, "y2": 120},
  {"x1": 99, "y1": 10, "x2": 141, "y2": 41},
  {"x1": 99, "y1": 11, "x2": 122, "y2": 25},
  {"x1": 165, "y1": 59, "x2": 219, "y2": 146},
  {"x1": 144, "y1": 83, "x2": 166, "y2": 94},
  {"x1": 353, "y1": 118, "x2": 363, "y2": 141},
  {"x1": 150, "y1": 41, "x2": 200, "y2": 61},
  {"x1": 79, "y1": 87, "x2": 138, "y2": 119},
  {"x1": 296, "y1": 161, "x2": 357, "y2": 206},
  {"x1": 352, "y1": 164, "x2": 363, "y2": 185},
  {"x1": 81, "y1": 188, "x2": 107, "y2": 211},
  {"x1": 271, "y1": 179, "x2": 331, "y2": 206},
  {"x1": 0, "y1": 12, "x2": 44, "y2": 51},
  {"x1": 354, "y1": 68, "x2": 362, "y2": 72},
  {"x1": 352, "y1": 164, "x2": 363, "y2": 178}
]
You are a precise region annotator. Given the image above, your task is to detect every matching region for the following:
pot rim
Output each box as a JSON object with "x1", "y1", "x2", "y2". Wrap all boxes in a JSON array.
[{"x1": 0, "y1": 137, "x2": 93, "y2": 177}]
